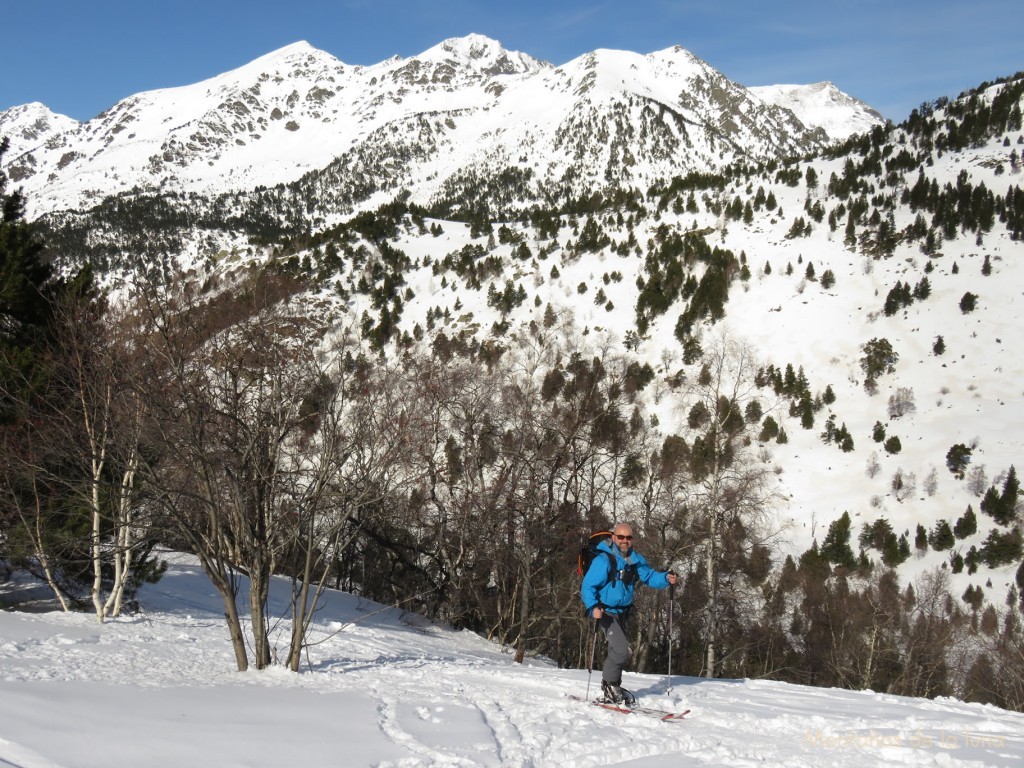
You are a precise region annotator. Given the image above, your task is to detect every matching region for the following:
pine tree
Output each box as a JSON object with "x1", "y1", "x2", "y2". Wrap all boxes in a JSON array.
[
  {"x1": 0, "y1": 137, "x2": 59, "y2": 423},
  {"x1": 821, "y1": 512, "x2": 856, "y2": 568},
  {"x1": 991, "y1": 466, "x2": 1020, "y2": 525},
  {"x1": 959, "y1": 292, "x2": 978, "y2": 313},
  {"x1": 946, "y1": 443, "x2": 972, "y2": 479},
  {"x1": 954, "y1": 505, "x2": 978, "y2": 539},
  {"x1": 929, "y1": 520, "x2": 955, "y2": 550}
]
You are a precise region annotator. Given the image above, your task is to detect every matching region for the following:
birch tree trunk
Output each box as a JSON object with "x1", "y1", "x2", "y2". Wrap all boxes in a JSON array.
[{"x1": 705, "y1": 510, "x2": 717, "y2": 677}]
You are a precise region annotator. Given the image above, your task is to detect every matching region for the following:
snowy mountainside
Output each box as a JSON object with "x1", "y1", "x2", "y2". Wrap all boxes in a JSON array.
[
  {"x1": 0, "y1": 35, "x2": 882, "y2": 218},
  {"x1": 0, "y1": 102, "x2": 78, "y2": 148},
  {"x1": 275, "y1": 78, "x2": 1023, "y2": 606},
  {"x1": 8, "y1": 62, "x2": 1020, "y2": 610},
  {"x1": 750, "y1": 81, "x2": 884, "y2": 142},
  {"x1": 1, "y1": 554, "x2": 1021, "y2": 767}
]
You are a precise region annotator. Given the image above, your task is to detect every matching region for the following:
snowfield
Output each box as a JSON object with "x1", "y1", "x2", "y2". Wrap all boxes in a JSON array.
[{"x1": 1, "y1": 555, "x2": 1021, "y2": 767}]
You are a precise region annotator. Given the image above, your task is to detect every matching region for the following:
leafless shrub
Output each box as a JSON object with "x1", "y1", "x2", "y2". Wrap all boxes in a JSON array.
[
  {"x1": 892, "y1": 469, "x2": 916, "y2": 502},
  {"x1": 866, "y1": 452, "x2": 881, "y2": 479},
  {"x1": 888, "y1": 387, "x2": 916, "y2": 418},
  {"x1": 966, "y1": 465, "x2": 988, "y2": 497}
]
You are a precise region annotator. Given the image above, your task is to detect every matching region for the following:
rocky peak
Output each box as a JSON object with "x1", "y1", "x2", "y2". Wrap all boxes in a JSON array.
[{"x1": 0, "y1": 36, "x2": 885, "y2": 217}]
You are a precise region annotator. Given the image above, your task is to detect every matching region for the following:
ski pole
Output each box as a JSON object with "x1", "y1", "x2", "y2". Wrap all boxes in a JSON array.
[
  {"x1": 585, "y1": 616, "x2": 598, "y2": 700},
  {"x1": 667, "y1": 579, "x2": 676, "y2": 695}
]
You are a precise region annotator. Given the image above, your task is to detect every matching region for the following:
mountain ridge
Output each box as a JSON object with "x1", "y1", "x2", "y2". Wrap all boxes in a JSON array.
[{"x1": 0, "y1": 35, "x2": 883, "y2": 218}]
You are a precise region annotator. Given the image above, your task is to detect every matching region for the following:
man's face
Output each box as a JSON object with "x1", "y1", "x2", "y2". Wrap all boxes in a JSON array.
[{"x1": 613, "y1": 527, "x2": 633, "y2": 554}]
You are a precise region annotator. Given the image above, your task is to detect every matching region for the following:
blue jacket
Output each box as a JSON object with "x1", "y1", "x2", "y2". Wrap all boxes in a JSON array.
[{"x1": 580, "y1": 539, "x2": 671, "y2": 614}]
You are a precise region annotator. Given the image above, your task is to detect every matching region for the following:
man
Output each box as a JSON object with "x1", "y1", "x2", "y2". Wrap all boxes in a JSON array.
[{"x1": 580, "y1": 523, "x2": 678, "y2": 705}]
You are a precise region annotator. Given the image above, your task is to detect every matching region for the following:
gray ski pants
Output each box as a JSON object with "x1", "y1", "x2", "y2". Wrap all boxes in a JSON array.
[{"x1": 598, "y1": 611, "x2": 631, "y2": 684}]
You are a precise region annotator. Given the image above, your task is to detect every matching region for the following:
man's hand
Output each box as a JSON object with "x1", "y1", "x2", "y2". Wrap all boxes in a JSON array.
[
  {"x1": 666, "y1": 572, "x2": 679, "y2": 586},
  {"x1": 592, "y1": 606, "x2": 604, "y2": 619}
]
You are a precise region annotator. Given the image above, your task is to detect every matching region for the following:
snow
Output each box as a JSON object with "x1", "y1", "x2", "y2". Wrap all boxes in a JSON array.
[
  {"x1": 751, "y1": 82, "x2": 883, "y2": 141},
  {"x1": 0, "y1": 35, "x2": 880, "y2": 219},
  {"x1": 1, "y1": 554, "x2": 1021, "y2": 767},
  {"x1": 373, "y1": 110, "x2": 1024, "y2": 609}
]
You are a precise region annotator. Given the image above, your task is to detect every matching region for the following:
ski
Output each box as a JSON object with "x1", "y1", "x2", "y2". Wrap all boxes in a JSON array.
[{"x1": 567, "y1": 694, "x2": 690, "y2": 722}]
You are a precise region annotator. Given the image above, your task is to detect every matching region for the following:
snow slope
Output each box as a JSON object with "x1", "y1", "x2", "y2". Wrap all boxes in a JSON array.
[
  {"x1": 370, "y1": 113, "x2": 1024, "y2": 605},
  {"x1": 750, "y1": 82, "x2": 884, "y2": 141},
  {"x1": 1, "y1": 555, "x2": 1021, "y2": 767}
]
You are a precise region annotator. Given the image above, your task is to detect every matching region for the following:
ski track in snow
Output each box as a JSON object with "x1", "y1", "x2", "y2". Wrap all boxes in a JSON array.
[{"x1": 1, "y1": 559, "x2": 1022, "y2": 767}]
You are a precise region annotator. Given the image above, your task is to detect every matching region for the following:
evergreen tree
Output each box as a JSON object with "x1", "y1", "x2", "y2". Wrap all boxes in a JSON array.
[
  {"x1": 946, "y1": 443, "x2": 972, "y2": 479},
  {"x1": 980, "y1": 528, "x2": 1023, "y2": 567},
  {"x1": 954, "y1": 505, "x2": 978, "y2": 539},
  {"x1": 805, "y1": 166, "x2": 818, "y2": 190},
  {"x1": 758, "y1": 415, "x2": 780, "y2": 442},
  {"x1": 0, "y1": 137, "x2": 59, "y2": 423},
  {"x1": 980, "y1": 486, "x2": 1003, "y2": 521},
  {"x1": 860, "y1": 338, "x2": 898, "y2": 383},
  {"x1": 821, "y1": 512, "x2": 856, "y2": 568},
  {"x1": 984, "y1": 466, "x2": 1020, "y2": 525},
  {"x1": 1000, "y1": 465, "x2": 1019, "y2": 523},
  {"x1": 929, "y1": 520, "x2": 955, "y2": 551},
  {"x1": 822, "y1": 384, "x2": 836, "y2": 405},
  {"x1": 915, "y1": 523, "x2": 929, "y2": 551}
]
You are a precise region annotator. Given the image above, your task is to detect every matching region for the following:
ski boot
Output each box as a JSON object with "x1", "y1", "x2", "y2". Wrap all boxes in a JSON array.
[{"x1": 599, "y1": 680, "x2": 636, "y2": 707}]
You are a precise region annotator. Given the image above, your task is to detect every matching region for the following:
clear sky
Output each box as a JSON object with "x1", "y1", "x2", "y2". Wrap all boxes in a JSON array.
[{"x1": 2, "y1": 0, "x2": 1021, "y2": 123}]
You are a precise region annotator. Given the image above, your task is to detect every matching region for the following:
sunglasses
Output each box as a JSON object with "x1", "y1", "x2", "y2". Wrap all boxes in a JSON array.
[{"x1": 615, "y1": 535, "x2": 633, "y2": 541}]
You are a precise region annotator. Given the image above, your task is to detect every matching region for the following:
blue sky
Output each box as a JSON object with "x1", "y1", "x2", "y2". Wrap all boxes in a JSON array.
[{"x1": 2, "y1": 1, "x2": 1020, "y2": 122}]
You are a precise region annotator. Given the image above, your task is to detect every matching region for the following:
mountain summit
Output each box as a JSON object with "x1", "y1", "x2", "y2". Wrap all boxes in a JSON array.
[{"x1": 0, "y1": 35, "x2": 883, "y2": 217}]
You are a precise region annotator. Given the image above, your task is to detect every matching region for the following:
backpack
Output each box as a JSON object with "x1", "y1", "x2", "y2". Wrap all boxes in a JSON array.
[{"x1": 577, "y1": 531, "x2": 617, "y2": 582}]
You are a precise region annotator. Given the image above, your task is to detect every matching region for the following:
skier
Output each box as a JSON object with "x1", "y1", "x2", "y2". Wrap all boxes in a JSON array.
[{"x1": 580, "y1": 523, "x2": 677, "y2": 705}]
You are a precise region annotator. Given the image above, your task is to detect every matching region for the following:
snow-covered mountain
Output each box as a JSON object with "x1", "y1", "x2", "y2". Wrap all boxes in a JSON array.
[
  {"x1": 750, "y1": 81, "x2": 885, "y2": 141},
  {"x1": 0, "y1": 35, "x2": 882, "y2": 217}
]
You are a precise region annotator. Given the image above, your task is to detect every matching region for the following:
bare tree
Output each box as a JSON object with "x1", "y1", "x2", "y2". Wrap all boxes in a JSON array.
[
  {"x1": 892, "y1": 469, "x2": 917, "y2": 502},
  {"x1": 866, "y1": 452, "x2": 881, "y2": 479},
  {"x1": 133, "y1": 269, "x2": 353, "y2": 670},
  {"x1": 680, "y1": 335, "x2": 782, "y2": 677},
  {"x1": 966, "y1": 465, "x2": 989, "y2": 497},
  {"x1": 50, "y1": 292, "x2": 151, "y2": 620},
  {"x1": 401, "y1": 352, "x2": 509, "y2": 632},
  {"x1": 887, "y1": 387, "x2": 916, "y2": 418},
  {"x1": 0, "y1": 290, "x2": 152, "y2": 617},
  {"x1": 395, "y1": 311, "x2": 640, "y2": 665},
  {"x1": 282, "y1": 338, "x2": 422, "y2": 671}
]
